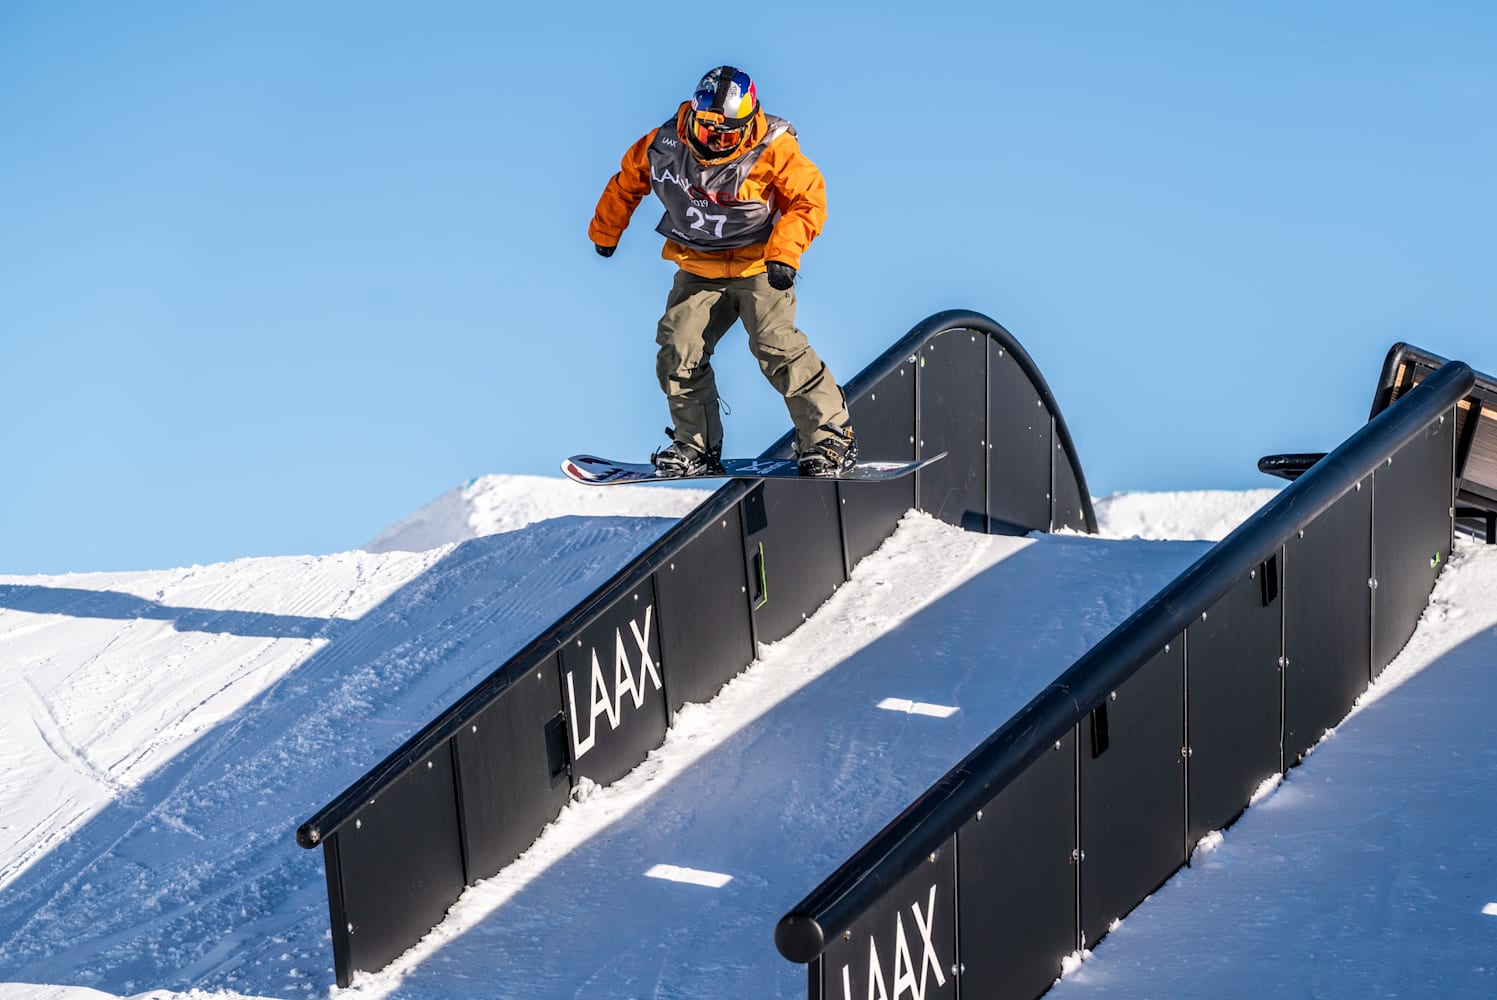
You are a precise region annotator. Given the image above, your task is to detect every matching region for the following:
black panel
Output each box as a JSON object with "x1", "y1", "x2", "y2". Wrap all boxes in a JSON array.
[
  {"x1": 842, "y1": 362, "x2": 918, "y2": 567},
  {"x1": 336, "y1": 742, "x2": 465, "y2": 982},
  {"x1": 1283, "y1": 482, "x2": 1373, "y2": 763},
  {"x1": 742, "y1": 478, "x2": 846, "y2": 644},
  {"x1": 957, "y1": 732, "x2": 1078, "y2": 1000},
  {"x1": 323, "y1": 835, "x2": 352, "y2": 988},
  {"x1": 1372, "y1": 418, "x2": 1454, "y2": 675},
  {"x1": 656, "y1": 504, "x2": 756, "y2": 712},
  {"x1": 818, "y1": 837, "x2": 957, "y2": 1000},
  {"x1": 453, "y1": 655, "x2": 571, "y2": 881},
  {"x1": 558, "y1": 577, "x2": 668, "y2": 787},
  {"x1": 1052, "y1": 440, "x2": 1088, "y2": 533},
  {"x1": 987, "y1": 342, "x2": 1053, "y2": 534},
  {"x1": 917, "y1": 330, "x2": 988, "y2": 531},
  {"x1": 1079, "y1": 640, "x2": 1187, "y2": 947},
  {"x1": 1460, "y1": 406, "x2": 1497, "y2": 502},
  {"x1": 1186, "y1": 570, "x2": 1283, "y2": 845}
]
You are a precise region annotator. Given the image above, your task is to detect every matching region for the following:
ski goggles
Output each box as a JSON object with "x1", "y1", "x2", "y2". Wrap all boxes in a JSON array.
[{"x1": 690, "y1": 109, "x2": 749, "y2": 152}]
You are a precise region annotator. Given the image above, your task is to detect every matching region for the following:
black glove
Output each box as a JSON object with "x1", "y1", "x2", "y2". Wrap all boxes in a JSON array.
[
  {"x1": 595, "y1": 244, "x2": 616, "y2": 258},
  {"x1": 766, "y1": 261, "x2": 796, "y2": 290}
]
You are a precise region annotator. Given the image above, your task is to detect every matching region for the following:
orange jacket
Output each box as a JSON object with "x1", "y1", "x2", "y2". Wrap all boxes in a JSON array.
[{"x1": 589, "y1": 103, "x2": 827, "y2": 279}]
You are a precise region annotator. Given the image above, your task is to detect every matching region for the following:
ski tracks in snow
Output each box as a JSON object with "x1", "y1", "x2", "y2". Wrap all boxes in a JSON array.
[{"x1": 0, "y1": 516, "x2": 678, "y2": 996}]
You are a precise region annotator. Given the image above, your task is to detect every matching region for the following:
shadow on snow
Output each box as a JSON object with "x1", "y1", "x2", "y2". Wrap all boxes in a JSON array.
[{"x1": 0, "y1": 515, "x2": 676, "y2": 997}]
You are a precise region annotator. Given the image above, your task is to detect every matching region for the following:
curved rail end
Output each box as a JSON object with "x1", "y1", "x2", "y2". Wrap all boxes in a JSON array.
[{"x1": 775, "y1": 912, "x2": 826, "y2": 964}]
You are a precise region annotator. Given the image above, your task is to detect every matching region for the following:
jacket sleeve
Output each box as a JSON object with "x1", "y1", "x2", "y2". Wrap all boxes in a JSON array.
[
  {"x1": 762, "y1": 134, "x2": 827, "y2": 269},
  {"x1": 589, "y1": 130, "x2": 657, "y2": 248}
]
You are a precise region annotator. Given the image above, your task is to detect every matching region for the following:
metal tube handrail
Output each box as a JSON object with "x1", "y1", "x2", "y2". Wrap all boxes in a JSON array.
[{"x1": 776, "y1": 359, "x2": 1474, "y2": 963}]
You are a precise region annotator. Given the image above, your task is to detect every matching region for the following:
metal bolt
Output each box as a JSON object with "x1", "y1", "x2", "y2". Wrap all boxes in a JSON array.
[
  {"x1": 1110, "y1": 690, "x2": 1118, "y2": 702},
  {"x1": 1369, "y1": 578, "x2": 1379, "y2": 590},
  {"x1": 1164, "y1": 643, "x2": 1171, "y2": 653},
  {"x1": 1355, "y1": 482, "x2": 1362, "y2": 492},
  {"x1": 1201, "y1": 611, "x2": 1208, "y2": 621},
  {"x1": 427, "y1": 760, "x2": 433, "y2": 769},
  {"x1": 976, "y1": 809, "x2": 984, "y2": 821},
  {"x1": 1298, "y1": 529, "x2": 1305, "y2": 539},
  {"x1": 355, "y1": 819, "x2": 362, "y2": 830},
  {"x1": 929, "y1": 851, "x2": 939, "y2": 863},
  {"x1": 1054, "y1": 740, "x2": 1063, "y2": 751},
  {"x1": 1251, "y1": 569, "x2": 1257, "y2": 579},
  {"x1": 471, "y1": 725, "x2": 478, "y2": 733}
]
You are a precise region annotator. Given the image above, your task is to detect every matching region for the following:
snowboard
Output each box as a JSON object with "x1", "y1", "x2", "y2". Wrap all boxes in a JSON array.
[{"x1": 560, "y1": 452, "x2": 946, "y2": 486}]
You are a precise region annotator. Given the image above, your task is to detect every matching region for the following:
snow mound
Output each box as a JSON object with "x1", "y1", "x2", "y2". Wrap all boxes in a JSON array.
[
  {"x1": 1094, "y1": 488, "x2": 1282, "y2": 541},
  {"x1": 364, "y1": 474, "x2": 714, "y2": 553}
]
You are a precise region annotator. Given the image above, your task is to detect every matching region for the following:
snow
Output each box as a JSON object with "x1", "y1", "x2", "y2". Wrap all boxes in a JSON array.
[
  {"x1": 2, "y1": 476, "x2": 1493, "y2": 999},
  {"x1": 1092, "y1": 488, "x2": 1282, "y2": 542},
  {"x1": 363, "y1": 474, "x2": 713, "y2": 553}
]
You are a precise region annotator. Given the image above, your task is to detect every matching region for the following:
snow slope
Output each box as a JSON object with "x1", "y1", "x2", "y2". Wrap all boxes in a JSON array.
[
  {"x1": 2, "y1": 479, "x2": 1492, "y2": 999},
  {"x1": 363, "y1": 474, "x2": 712, "y2": 554}
]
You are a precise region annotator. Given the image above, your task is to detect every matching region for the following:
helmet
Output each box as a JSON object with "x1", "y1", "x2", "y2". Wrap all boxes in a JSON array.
[{"x1": 688, "y1": 66, "x2": 758, "y2": 157}]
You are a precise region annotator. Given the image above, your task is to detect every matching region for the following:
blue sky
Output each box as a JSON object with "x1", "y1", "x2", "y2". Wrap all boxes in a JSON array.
[{"x1": 3, "y1": 2, "x2": 1493, "y2": 574}]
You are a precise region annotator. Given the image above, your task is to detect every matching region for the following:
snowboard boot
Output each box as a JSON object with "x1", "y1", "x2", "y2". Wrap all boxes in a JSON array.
[
  {"x1": 651, "y1": 429, "x2": 724, "y2": 478},
  {"x1": 797, "y1": 424, "x2": 858, "y2": 478}
]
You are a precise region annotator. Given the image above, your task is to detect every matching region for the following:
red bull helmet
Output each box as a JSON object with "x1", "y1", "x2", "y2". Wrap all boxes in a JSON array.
[{"x1": 688, "y1": 66, "x2": 758, "y2": 156}]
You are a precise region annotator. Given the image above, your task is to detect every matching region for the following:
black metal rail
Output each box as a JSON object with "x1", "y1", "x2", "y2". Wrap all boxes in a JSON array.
[
  {"x1": 294, "y1": 309, "x2": 1097, "y2": 987},
  {"x1": 776, "y1": 359, "x2": 1475, "y2": 969}
]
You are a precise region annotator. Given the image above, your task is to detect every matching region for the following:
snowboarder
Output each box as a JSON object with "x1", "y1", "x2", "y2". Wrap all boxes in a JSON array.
[{"x1": 589, "y1": 66, "x2": 857, "y2": 478}]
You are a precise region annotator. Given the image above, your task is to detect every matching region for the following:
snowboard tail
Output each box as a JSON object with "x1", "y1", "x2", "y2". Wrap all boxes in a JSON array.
[{"x1": 561, "y1": 452, "x2": 945, "y2": 486}]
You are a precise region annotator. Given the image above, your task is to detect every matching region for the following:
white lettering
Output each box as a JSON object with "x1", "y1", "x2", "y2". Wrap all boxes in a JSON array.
[
  {"x1": 836, "y1": 883, "x2": 946, "y2": 1000},
  {"x1": 588, "y1": 647, "x2": 618, "y2": 734},
  {"x1": 866, "y1": 936, "x2": 889, "y2": 1000},
  {"x1": 614, "y1": 628, "x2": 640, "y2": 710},
  {"x1": 565, "y1": 667, "x2": 593, "y2": 759},
  {"x1": 912, "y1": 885, "x2": 947, "y2": 994},
  {"x1": 563, "y1": 605, "x2": 662, "y2": 762},
  {"x1": 892, "y1": 911, "x2": 919, "y2": 999},
  {"x1": 631, "y1": 606, "x2": 662, "y2": 693}
]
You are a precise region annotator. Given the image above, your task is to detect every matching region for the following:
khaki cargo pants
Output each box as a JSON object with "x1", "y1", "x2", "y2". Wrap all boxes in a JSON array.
[{"x1": 655, "y1": 269, "x2": 850, "y2": 456}]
